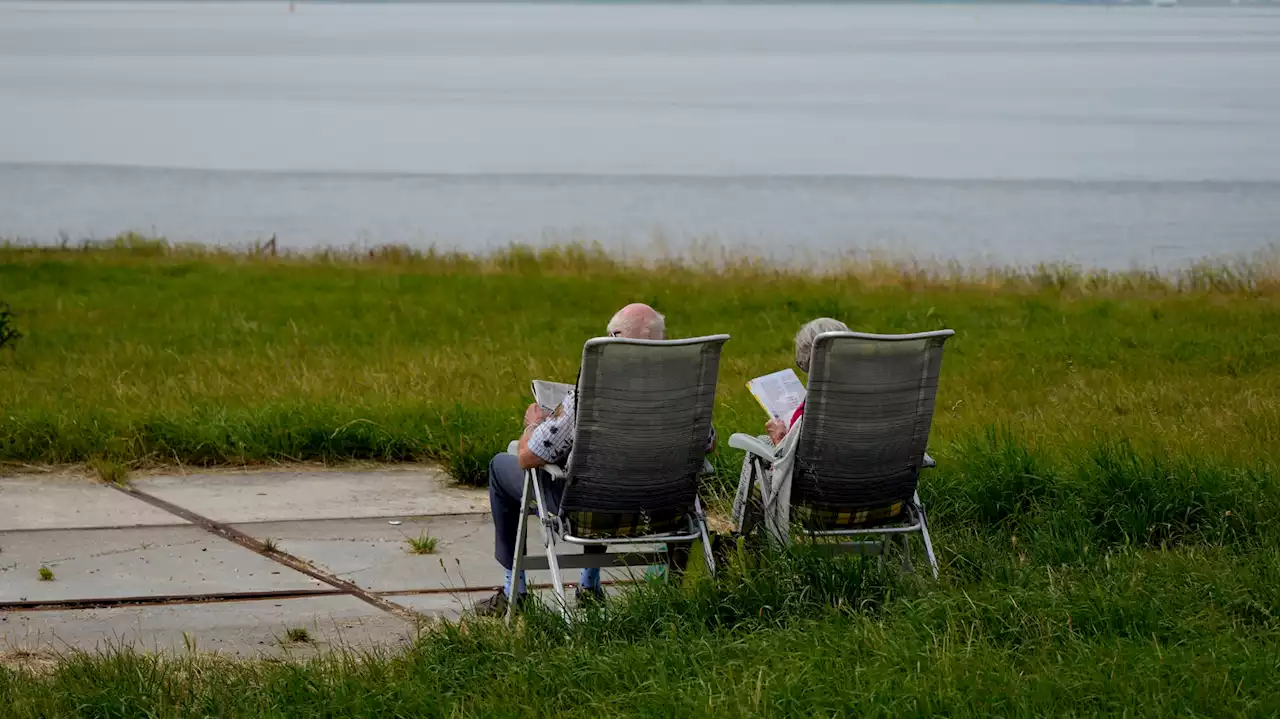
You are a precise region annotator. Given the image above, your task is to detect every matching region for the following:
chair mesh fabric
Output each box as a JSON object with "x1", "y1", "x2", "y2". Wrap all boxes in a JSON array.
[
  {"x1": 560, "y1": 337, "x2": 726, "y2": 518},
  {"x1": 792, "y1": 333, "x2": 950, "y2": 513},
  {"x1": 565, "y1": 508, "x2": 689, "y2": 539}
]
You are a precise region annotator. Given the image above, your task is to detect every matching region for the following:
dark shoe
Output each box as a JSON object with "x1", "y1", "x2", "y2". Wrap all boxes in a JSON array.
[
  {"x1": 575, "y1": 585, "x2": 606, "y2": 607},
  {"x1": 472, "y1": 589, "x2": 526, "y2": 617}
]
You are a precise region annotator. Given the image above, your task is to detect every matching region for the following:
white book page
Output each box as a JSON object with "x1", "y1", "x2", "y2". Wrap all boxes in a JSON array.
[
  {"x1": 531, "y1": 380, "x2": 574, "y2": 411},
  {"x1": 746, "y1": 369, "x2": 806, "y2": 420}
]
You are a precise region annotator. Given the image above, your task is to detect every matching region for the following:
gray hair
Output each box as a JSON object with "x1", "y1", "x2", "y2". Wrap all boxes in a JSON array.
[
  {"x1": 606, "y1": 303, "x2": 666, "y2": 340},
  {"x1": 794, "y1": 317, "x2": 850, "y2": 373}
]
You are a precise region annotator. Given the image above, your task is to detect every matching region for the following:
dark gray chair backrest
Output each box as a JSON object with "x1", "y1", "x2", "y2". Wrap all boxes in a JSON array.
[
  {"x1": 793, "y1": 330, "x2": 954, "y2": 511},
  {"x1": 560, "y1": 335, "x2": 729, "y2": 515}
]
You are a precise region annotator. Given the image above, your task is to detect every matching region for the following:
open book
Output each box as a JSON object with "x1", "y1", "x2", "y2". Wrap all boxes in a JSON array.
[
  {"x1": 746, "y1": 369, "x2": 806, "y2": 421},
  {"x1": 531, "y1": 380, "x2": 574, "y2": 411}
]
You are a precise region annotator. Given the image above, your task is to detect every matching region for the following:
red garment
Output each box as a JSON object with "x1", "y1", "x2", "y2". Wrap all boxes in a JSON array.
[{"x1": 789, "y1": 401, "x2": 805, "y2": 428}]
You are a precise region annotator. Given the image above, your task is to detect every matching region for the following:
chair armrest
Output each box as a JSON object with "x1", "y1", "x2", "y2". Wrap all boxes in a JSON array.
[
  {"x1": 922, "y1": 453, "x2": 936, "y2": 469},
  {"x1": 538, "y1": 464, "x2": 566, "y2": 480},
  {"x1": 730, "y1": 433, "x2": 776, "y2": 462},
  {"x1": 511, "y1": 438, "x2": 565, "y2": 479}
]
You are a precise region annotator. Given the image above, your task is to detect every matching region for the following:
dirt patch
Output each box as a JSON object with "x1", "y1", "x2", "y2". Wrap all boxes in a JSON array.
[{"x1": 0, "y1": 649, "x2": 59, "y2": 675}]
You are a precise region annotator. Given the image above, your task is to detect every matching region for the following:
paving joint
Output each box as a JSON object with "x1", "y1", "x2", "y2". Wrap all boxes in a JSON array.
[
  {"x1": 0, "y1": 521, "x2": 191, "y2": 534},
  {"x1": 0, "y1": 588, "x2": 345, "y2": 612},
  {"x1": 375, "y1": 578, "x2": 627, "y2": 598},
  {"x1": 1, "y1": 580, "x2": 636, "y2": 613},
  {"x1": 222, "y1": 511, "x2": 488, "y2": 528},
  {"x1": 108, "y1": 484, "x2": 424, "y2": 623}
]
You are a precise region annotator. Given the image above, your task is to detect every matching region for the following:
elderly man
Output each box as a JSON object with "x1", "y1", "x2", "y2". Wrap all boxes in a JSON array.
[{"x1": 474, "y1": 303, "x2": 715, "y2": 617}]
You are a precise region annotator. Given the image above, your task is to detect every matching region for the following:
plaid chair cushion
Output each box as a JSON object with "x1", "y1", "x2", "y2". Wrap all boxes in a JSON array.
[
  {"x1": 793, "y1": 501, "x2": 905, "y2": 531},
  {"x1": 563, "y1": 508, "x2": 688, "y2": 539}
]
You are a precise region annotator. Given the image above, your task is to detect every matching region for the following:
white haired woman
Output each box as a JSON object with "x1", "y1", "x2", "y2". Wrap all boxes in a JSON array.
[{"x1": 731, "y1": 317, "x2": 850, "y2": 534}]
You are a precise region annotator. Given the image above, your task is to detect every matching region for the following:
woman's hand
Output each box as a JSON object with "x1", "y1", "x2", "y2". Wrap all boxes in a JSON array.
[{"x1": 766, "y1": 418, "x2": 788, "y2": 445}]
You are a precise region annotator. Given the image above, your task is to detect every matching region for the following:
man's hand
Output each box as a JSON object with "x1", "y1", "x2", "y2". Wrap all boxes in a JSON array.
[
  {"x1": 517, "y1": 403, "x2": 552, "y2": 470},
  {"x1": 524, "y1": 403, "x2": 548, "y2": 429},
  {"x1": 766, "y1": 418, "x2": 788, "y2": 445}
]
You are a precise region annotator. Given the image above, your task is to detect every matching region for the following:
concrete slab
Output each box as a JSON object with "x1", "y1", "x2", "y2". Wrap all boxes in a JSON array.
[
  {"x1": 234, "y1": 515, "x2": 499, "y2": 593},
  {"x1": 233, "y1": 515, "x2": 658, "y2": 593},
  {"x1": 384, "y1": 590, "x2": 491, "y2": 622},
  {"x1": 0, "y1": 476, "x2": 185, "y2": 531},
  {"x1": 131, "y1": 467, "x2": 485, "y2": 523},
  {"x1": 0, "y1": 526, "x2": 325, "y2": 604},
  {"x1": 0, "y1": 595, "x2": 414, "y2": 657}
]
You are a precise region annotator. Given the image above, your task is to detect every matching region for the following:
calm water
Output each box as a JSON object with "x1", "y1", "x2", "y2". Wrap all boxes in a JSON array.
[{"x1": 2, "y1": 2, "x2": 1279, "y2": 267}]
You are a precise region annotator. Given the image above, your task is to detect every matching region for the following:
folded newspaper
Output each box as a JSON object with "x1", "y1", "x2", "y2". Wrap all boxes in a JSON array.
[
  {"x1": 531, "y1": 380, "x2": 574, "y2": 411},
  {"x1": 746, "y1": 369, "x2": 806, "y2": 420}
]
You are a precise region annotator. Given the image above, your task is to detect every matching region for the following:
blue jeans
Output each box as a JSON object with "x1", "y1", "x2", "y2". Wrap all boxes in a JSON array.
[{"x1": 488, "y1": 452, "x2": 601, "y2": 590}]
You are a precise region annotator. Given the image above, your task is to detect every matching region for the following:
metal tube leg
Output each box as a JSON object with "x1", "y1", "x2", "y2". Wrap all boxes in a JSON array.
[
  {"x1": 505, "y1": 469, "x2": 534, "y2": 625},
  {"x1": 529, "y1": 471, "x2": 569, "y2": 618},
  {"x1": 696, "y1": 497, "x2": 717, "y2": 576},
  {"x1": 915, "y1": 491, "x2": 939, "y2": 580},
  {"x1": 545, "y1": 536, "x2": 568, "y2": 620},
  {"x1": 737, "y1": 459, "x2": 765, "y2": 538},
  {"x1": 899, "y1": 533, "x2": 914, "y2": 574}
]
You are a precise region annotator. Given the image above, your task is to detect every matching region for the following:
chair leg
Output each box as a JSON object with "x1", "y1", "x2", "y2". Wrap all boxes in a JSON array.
[
  {"x1": 505, "y1": 469, "x2": 534, "y2": 625},
  {"x1": 899, "y1": 533, "x2": 914, "y2": 574},
  {"x1": 696, "y1": 497, "x2": 717, "y2": 576},
  {"x1": 529, "y1": 470, "x2": 569, "y2": 618},
  {"x1": 736, "y1": 459, "x2": 765, "y2": 538},
  {"x1": 667, "y1": 542, "x2": 691, "y2": 576},
  {"x1": 915, "y1": 491, "x2": 939, "y2": 580},
  {"x1": 545, "y1": 535, "x2": 569, "y2": 620}
]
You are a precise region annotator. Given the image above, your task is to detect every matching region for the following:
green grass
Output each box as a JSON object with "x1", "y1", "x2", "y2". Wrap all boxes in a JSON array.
[
  {"x1": 87, "y1": 456, "x2": 129, "y2": 486},
  {"x1": 1, "y1": 238, "x2": 1276, "y2": 485},
  {"x1": 0, "y1": 300, "x2": 21, "y2": 350},
  {"x1": 1, "y1": 238, "x2": 1278, "y2": 715},
  {"x1": 2, "y1": 546, "x2": 1278, "y2": 716},
  {"x1": 405, "y1": 532, "x2": 439, "y2": 555}
]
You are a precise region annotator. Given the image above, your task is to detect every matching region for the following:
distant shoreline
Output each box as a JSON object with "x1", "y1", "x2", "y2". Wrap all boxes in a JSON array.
[{"x1": 4, "y1": 234, "x2": 1277, "y2": 289}]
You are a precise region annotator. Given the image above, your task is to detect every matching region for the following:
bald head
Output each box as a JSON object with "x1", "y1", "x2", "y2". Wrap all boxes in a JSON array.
[{"x1": 606, "y1": 303, "x2": 665, "y2": 340}]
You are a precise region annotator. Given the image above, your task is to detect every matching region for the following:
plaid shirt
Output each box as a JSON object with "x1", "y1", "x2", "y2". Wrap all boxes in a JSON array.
[{"x1": 529, "y1": 390, "x2": 716, "y2": 465}]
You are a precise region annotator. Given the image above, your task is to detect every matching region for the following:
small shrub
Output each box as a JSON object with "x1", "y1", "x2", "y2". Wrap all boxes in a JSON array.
[
  {"x1": 0, "y1": 302, "x2": 21, "y2": 350},
  {"x1": 105, "y1": 231, "x2": 170, "y2": 257},
  {"x1": 283, "y1": 627, "x2": 311, "y2": 643},
  {"x1": 38, "y1": 566, "x2": 54, "y2": 581},
  {"x1": 405, "y1": 533, "x2": 439, "y2": 555}
]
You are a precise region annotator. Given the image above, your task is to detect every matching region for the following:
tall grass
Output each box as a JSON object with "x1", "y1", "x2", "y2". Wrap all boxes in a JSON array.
[
  {"x1": 2, "y1": 239, "x2": 1278, "y2": 714},
  {"x1": 2, "y1": 239, "x2": 1276, "y2": 485},
  {"x1": 2, "y1": 240, "x2": 1276, "y2": 550},
  {"x1": 2, "y1": 544, "x2": 1277, "y2": 717}
]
